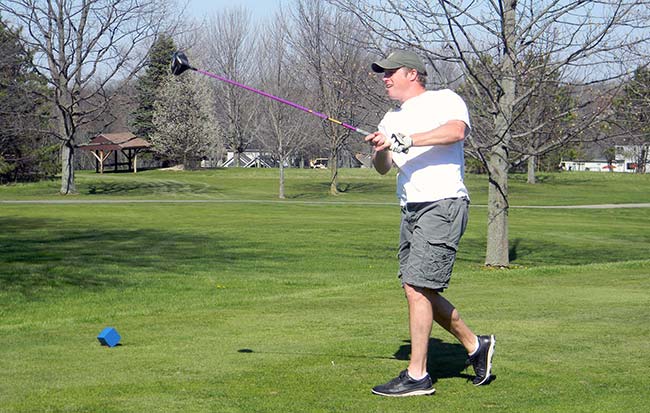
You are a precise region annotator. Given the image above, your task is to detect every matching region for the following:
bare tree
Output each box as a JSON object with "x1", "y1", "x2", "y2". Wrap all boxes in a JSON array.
[
  {"x1": 330, "y1": 0, "x2": 650, "y2": 267},
  {"x1": 290, "y1": 0, "x2": 375, "y2": 195},
  {"x1": 517, "y1": 78, "x2": 575, "y2": 184},
  {"x1": 614, "y1": 66, "x2": 650, "y2": 173},
  {"x1": 459, "y1": 52, "x2": 580, "y2": 184},
  {"x1": 0, "y1": 0, "x2": 180, "y2": 194},
  {"x1": 201, "y1": 6, "x2": 260, "y2": 167},
  {"x1": 257, "y1": 11, "x2": 313, "y2": 198}
]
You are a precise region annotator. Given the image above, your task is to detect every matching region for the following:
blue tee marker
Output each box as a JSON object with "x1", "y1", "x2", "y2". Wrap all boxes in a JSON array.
[{"x1": 97, "y1": 327, "x2": 121, "y2": 347}]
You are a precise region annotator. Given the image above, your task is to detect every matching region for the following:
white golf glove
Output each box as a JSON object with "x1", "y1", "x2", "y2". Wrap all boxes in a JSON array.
[{"x1": 389, "y1": 133, "x2": 413, "y2": 153}]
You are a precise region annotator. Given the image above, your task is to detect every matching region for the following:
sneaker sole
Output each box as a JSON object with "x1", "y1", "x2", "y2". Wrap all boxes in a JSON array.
[
  {"x1": 474, "y1": 335, "x2": 496, "y2": 386},
  {"x1": 371, "y1": 388, "x2": 436, "y2": 397}
]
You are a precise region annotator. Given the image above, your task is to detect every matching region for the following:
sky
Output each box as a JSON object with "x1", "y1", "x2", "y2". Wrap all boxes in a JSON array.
[{"x1": 185, "y1": 0, "x2": 284, "y2": 19}]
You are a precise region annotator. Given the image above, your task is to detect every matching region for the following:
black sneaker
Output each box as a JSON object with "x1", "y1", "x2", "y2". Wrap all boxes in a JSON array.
[
  {"x1": 371, "y1": 370, "x2": 436, "y2": 397},
  {"x1": 468, "y1": 335, "x2": 496, "y2": 385}
]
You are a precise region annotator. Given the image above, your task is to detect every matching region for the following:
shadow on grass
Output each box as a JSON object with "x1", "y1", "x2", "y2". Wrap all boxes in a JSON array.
[
  {"x1": 236, "y1": 347, "x2": 397, "y2": 361},
  {"x1": 459, "y1": 235, "x2": 645, "y2": 266},
  {"x1": 0, "y1": 216, "x2": 292, "y2": 298},
  {"x1": 509, "y1": 238, "x2": 520, "y2": 262},
  {"x1": 83, "y1": 180, "x2": 216, "y2": 196},
  {"x1": 286, "y1": 182, "x2": 392, "y2": 199},
  {"x1": 393, "y1": 338, "x2": 474, "y2": 383},
  {"x1": 236, "y1": 338, "x2": 477, "y2": 384}
]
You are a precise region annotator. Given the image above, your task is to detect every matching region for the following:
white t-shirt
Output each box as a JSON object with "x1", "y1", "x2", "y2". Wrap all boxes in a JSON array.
[{"x1": 378, "y1": 89, "x2": 470, "y2": 206}]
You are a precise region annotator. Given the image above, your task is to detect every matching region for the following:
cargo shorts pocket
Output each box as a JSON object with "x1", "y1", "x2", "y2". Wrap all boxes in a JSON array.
[{"x1": 422, "y1": 243, "x2": 456, "y2": 287}]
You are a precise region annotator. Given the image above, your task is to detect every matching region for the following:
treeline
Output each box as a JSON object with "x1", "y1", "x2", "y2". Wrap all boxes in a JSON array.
[
  {"x1": 2, "y1": 0, "x2": 649, "y2": 266},
  {"x1": 0, "y1": 15, "x2": 55, "y2": 184},
  {"x1": 2, "y1": 2, "x2": 648, "y2": 187}
]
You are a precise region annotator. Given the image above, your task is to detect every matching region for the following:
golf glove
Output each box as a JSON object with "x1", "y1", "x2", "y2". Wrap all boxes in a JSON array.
[{"x1": 389, "y1": 133, "x2": 413, "y2": 153}]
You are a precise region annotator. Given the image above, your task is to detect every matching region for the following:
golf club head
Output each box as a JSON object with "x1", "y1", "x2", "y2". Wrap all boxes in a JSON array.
[{"x1": 171, "y1": 51, "x2": 195, "y2": 76}]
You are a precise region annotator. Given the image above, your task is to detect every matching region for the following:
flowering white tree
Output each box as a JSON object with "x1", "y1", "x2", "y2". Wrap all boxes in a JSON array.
[{"x1": 151, "y1": 74, "x2": 223, "y2": 168}]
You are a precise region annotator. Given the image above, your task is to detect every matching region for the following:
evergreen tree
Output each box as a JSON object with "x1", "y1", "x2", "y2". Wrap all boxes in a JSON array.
[
  {"x1": 0, "y1": 15, "x2": 54, "y2": 184},
  {"x1": 131, "y1": 34, "x2": 177, "y2": 140}
]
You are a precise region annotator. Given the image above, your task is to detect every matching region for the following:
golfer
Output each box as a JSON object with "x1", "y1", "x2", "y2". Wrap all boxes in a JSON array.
[{"x1": 365, "y1": 50, "x2": 495, "y2": 397}]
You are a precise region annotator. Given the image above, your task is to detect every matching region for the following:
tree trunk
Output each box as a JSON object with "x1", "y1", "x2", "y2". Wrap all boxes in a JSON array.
[
  {"x1": 485, "y1": 144, "x2": 509, "y2": 267},
  {"x1": 58, "y1": 107, "x2": 77, "y2": 195},
  {"x1": 638, "y1": 146, "x2": 647, "y2": 173},
  {"x1": 60, "y1": 139, "x2": 76, "y2": 195},
  {"x1": 527, "y1": 156, "x2": 536, "y2": 184},
  {"x1": 484, "y1": 0, "x2": 516, "y2": 267},
  {"x1": 329, "y1": 153, "x2": 338, "y2": 195},
  {"x1": 279, "y1": 161, "x2": 286, "y2": 199}
]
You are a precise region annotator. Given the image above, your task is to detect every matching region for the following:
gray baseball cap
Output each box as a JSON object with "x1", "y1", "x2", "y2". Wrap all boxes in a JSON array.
[{"x1": 371, "y1": 50, "x2": 427, "y2": 75}]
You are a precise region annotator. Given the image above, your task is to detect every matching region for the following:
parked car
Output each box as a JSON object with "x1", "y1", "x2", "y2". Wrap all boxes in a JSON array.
[{"x1": 310, "y1": 158, "x2": 328, "y2": 169}]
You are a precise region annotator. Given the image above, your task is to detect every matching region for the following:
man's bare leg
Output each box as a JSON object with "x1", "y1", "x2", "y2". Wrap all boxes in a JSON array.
[
  {"x1": 404, "y1": 285, "x2": 479, "y2": 377},
  {"x1": 404, "y1": 283, "x2": 434, "y2": 378},
  {"x1": 429, "y1": 291, "x2": 478, "y2": 353}
]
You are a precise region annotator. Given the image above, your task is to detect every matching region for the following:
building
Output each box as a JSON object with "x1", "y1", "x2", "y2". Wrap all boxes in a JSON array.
[
  {"x1": 221, "y1": 151, "x2": 274, "y2": 168},
  {"x1": 79, "y1": 132, "x2": 151, "y2": 173},
  {"x1": 561, "y1": 144, "x2": 649, "y2": 173}
]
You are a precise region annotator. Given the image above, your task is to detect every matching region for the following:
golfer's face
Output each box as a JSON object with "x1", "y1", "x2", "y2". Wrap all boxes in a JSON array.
[{"x1": 383, "y1": 68, "x2": 411, "y2": 102}]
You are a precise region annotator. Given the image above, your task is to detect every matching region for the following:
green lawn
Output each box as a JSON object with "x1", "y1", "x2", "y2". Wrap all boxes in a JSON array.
[
  {"x1": 1, "y1": 169, "x2": 649, "y2": 412},
  {"x1": 2, "y1": 168, "x2": 650, "y2": 205}
]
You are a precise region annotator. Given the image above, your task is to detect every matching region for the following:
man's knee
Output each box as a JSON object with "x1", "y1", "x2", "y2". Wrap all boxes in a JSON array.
[{"x1": 404, "y1": 283, "x2": 440, "y2": 302}]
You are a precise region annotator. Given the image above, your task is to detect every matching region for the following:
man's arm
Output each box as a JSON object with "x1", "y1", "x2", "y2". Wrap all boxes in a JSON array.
[
  {"x1": 410, "y1": 120, "x2": 467, "y2": 146},
  {"x1": 365, "y1": 120, "x2": 467, "y2": 173}
]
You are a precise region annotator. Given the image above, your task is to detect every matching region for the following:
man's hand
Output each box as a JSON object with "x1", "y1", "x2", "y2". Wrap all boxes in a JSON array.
[
  {"x1": 364, "y1": 131, "x2": 393, "y2": 174},
  {"x1": 388, "y1": 133, "x2": 413, "y2": 153},
  {"x1": 365, "y1": 132, "x2": 413, "y2": 153},
  {"x1": 365, "y1": 131, "x2": 391, "y2": 152}
]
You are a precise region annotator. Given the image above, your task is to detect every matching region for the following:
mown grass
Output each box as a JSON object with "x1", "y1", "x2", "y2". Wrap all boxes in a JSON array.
[
  {"x1": 1, "y1": 169, "x2": 649, "y2": 412},
  {"x1": 2, "y1": 168, "x2": 650, "y2": 205}
]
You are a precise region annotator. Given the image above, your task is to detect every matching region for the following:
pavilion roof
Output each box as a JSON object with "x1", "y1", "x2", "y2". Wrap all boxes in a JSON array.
[{"x1": 79, "y1": 132, "x2": 151, "y2": 151}]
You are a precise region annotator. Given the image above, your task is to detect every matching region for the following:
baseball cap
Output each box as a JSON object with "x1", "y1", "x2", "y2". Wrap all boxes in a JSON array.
[{"x1": 371, "y1": 50, "x2": 427, "y2": 75}]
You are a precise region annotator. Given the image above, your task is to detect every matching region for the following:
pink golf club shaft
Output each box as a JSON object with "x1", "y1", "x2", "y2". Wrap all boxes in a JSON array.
[{"x1": 196, "y1": 69, "x2": 371, "y2": 136}]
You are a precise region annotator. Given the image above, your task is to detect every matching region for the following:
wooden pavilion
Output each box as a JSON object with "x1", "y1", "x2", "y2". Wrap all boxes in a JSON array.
[{"x1": 79, "y1": 132, "x2": 151, "y2": 173}]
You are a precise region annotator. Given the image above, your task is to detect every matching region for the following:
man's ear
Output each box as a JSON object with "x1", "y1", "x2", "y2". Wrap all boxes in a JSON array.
[{"x1": 406, "y1": 69, "x2": 419, "y2": 80}]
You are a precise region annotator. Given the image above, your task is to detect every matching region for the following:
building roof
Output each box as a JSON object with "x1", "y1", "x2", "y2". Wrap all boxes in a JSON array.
[{"x1": 79, "y1": 132, "x2": 151, "y2": 151}]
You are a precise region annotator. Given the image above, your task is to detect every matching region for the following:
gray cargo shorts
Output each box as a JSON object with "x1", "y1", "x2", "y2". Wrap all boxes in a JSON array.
[{"x1": 398, "y1": 197, "x2": 469, "y2": 291}]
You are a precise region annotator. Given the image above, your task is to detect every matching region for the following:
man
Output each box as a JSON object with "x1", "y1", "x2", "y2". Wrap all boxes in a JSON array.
[{"x1": 365, "y1": 50, "x2": 495, "y2": 397}]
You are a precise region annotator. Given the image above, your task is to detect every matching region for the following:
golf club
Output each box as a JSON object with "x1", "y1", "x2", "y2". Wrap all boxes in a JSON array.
[{"x1": 171, "y1": 51, "x2": 371, "y2": 136}]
